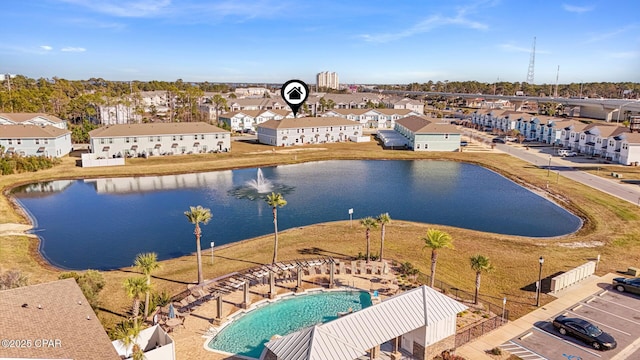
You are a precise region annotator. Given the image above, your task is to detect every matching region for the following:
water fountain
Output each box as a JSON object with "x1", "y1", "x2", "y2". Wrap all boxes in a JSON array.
[
  {"x1": 245, "y1": 168, "x2": 273, "y2": 193},
  {"x1": 229, "y1": 168, "x2": 294, "y2": 200}
]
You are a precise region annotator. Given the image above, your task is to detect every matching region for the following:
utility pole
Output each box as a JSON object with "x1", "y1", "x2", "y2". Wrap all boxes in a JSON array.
[
  {"x1": 526, "y1": 37, "x2": 536, "y2": 84},
  {"x1": 1, "y1": 73, "x2": 17, "y2": 112},
  {"x1": 554, "y1": 66, "x2": 559, "y2": 98}
]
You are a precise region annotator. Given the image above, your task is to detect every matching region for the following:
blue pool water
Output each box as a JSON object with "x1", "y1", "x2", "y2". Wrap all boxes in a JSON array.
[{"x1": 208, "y1": 290, "x2": 372, "y2": 358}]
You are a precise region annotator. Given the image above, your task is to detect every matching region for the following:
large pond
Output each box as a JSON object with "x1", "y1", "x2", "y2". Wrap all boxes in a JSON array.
[{"x1": 12, "y1": 160, "x2": 581, "y2": 270}]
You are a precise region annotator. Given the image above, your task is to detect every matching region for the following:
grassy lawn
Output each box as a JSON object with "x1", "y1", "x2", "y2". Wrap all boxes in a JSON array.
[{"x1": 2, "y1": 138, "x2": 640, "y2": 332}]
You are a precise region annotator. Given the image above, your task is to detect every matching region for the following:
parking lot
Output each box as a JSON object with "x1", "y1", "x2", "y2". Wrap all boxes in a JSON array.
[{"x1": 502, "y1": 286, "x2": 640, "y2": 360}]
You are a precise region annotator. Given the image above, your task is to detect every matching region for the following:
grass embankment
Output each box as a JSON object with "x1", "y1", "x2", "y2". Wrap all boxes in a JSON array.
[{"x1": 1, "y1": 139, "x2": 640, "y2": 330}]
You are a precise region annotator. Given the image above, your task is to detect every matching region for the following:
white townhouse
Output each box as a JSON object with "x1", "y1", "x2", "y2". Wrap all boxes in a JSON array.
[
  {"x1": 323, "y1": 108, "x2": 418, "y2": 129},
  {"x1": 0, "y1": 125, "x2": 72, "y2": 157},
  {"x1": 390, "y1": 98, "x2": 425, "y2": 114},
  {"x1": 394, "y1": 116, "x2": 461, "y2": 151},
  {"x1": 88, "y1": 122, "x2": 230, "y2": 158},
  {"x1": 257, "y1": 117, "x2": 363, "y2": 146},
  {"x1": 493, "y1": 111, "x2": 523, "y2": 133},
  {"x1": 0, "y1": 112, "x2": 67, "y2": 129},
  {"x1": 559, "y1": 121, "x2": 589, "y2": 150},
  {"x1": 227, "y1": 97, "x2": 289, "y2": 112},
  {"x1": 540, "y1": 119, "x2": 574, "y2": 145},
  {"x1": 577, "y1": 124, "x2": 628, "y2": 156},
  {"x1": 471, "y1": 109, "x2": 506, "y2": 129},
  {"x1": 610, "y1": 132, "x2": 640, "y2": 165},
  {"x1": 219, "y1": 109, "x2": 294, "y2": 132}
]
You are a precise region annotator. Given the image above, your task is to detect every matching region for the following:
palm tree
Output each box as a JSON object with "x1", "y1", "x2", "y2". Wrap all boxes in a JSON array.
[
  {"x1": 184, "y1": 205, "x2": 212, "y2": 284},
  {"x1": 422, "y1": 229, "x2": 454, "y2": 288},
  {"x1": 360, "y1": 217, "x2": 378, "y2": 263},
  {"x1": 376, "y1": 213, "x2": 391, "y2": 262},
  {"x1": 123, "y1": 277, "x2": 150, "y2": 326},
  {"x1": 114, "y1": 320, "x2": 144, "y2": 360},
  {"x1": 470, "y1": 255, "x2": 494, "y2": 305},
  {"x1": 266, "y1": 193, "x2": 287, "y2": 264},
  {"x1": 134, "y1": 252, "x2": 160, "y2": 321}
]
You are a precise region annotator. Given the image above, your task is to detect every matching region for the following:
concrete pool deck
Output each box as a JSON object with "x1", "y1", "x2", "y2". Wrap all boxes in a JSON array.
[{"x1": 168, "y1": 271, "x2": 399, "y2": 360}]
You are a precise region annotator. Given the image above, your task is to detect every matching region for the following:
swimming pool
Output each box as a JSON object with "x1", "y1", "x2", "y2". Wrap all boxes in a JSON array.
[{"x1": 207, "y1": 290, "x2": 372, "y2": 358}]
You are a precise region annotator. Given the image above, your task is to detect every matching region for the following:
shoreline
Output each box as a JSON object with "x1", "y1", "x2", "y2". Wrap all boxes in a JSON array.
[{"x1": 1, "y1": 157, "x2": 590, "y2": 272}]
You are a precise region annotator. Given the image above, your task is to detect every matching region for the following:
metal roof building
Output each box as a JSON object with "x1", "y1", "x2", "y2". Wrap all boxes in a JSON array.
[{"x1": 262, "y1": 285, "x2": 468, "y2": 360}]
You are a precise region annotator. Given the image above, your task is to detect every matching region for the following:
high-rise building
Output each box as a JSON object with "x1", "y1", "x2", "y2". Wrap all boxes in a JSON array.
[{"x1": 316, "y1": 71, "x2": 339, "y2": 90}]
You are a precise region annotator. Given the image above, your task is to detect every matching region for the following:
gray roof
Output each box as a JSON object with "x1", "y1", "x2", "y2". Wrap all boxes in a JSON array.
[
  {"x1": 89, "y1": 122, "x2": 229, "y2": 137},
  {"x1": 264, "y1": 285, "x2": 467, "y2": 360}
]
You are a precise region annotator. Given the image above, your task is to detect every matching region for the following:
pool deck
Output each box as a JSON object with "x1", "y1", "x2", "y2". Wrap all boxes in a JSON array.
[{"x1": 169, "y1": 271, "x2": 399, "y2": 360}]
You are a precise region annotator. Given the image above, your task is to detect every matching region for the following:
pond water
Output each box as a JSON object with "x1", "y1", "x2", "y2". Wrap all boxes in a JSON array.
[{"x1": 11, "y1": 160, "x2": 581, "y2": 270}]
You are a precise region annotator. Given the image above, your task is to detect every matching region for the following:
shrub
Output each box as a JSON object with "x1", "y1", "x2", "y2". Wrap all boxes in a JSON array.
[
  {"x1": 0, "y1": 269, "x2": 28, "y2": 289},
  {"x1": 489, "y1": 347, "x2": 503, "y2": 356}
]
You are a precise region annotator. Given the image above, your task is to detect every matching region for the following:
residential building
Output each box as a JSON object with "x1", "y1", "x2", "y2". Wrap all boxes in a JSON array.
[
  {"x1": 234, "y1": 87, "x2": 271, "y2": 97},
  {"x1": 112, "y1": 325, "x2": 175, "y2": 360},
  {"x1": 256, "y1": 117, "x2": 363, "y2": 146},
  {"x1": 227, "y1": 97, "x2": 289, "y2": 112},
  {"x1": 262, "y1": 285, "x2": 467, "y2": 360},
  {"x1": 610, "y1": 132, "x2": 640, "y2": 165},
  {"x1": 88, "y1": 122, "x2": 230, "y2": 158},
  {"x1": 387, "y1": 97, "x2": 425, "y2": 114},
  {"x1": 577, "y1": 124, "x2": 628, "y2": 156},
  {"x1": 394, "y1": 116, "x2": 461, "y2": 151},
  {"x1": 0, "y1": 278, "x2": 120, "y2": 360},
  {"x1": 0, "y1": 124, "x2": 72, "y2": 157},
  {"x1": 219, "y1": 109, "x2": 294, "y2": 132},
  {"x1": 323, "y1": 108, "x2": 418, "y2": 128},
  {"x1": 0, "y1": 112, "x2": 67, "y2": 129},
  {"x1": 316, "y1": 71, "x2": 339, "y2": 90}
]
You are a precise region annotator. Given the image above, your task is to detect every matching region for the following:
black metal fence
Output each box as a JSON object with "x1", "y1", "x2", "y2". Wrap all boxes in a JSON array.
[{"x1": 403, "y1": 270, "x2": 510, "y2": 347}]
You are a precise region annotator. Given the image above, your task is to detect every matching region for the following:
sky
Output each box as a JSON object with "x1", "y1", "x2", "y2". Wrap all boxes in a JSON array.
[{"x1": 1, "y1": 0, "x2": 639, "y2": 84}]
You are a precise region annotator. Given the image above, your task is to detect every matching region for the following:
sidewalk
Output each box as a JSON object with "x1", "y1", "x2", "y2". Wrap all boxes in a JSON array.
[{"x1": 455, "y1": 273, "x2": 618, "y2": 359}]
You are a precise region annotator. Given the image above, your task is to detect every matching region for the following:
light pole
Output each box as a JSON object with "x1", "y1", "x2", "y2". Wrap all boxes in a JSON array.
[
  {"x1": 536, "y1": 256, "x2": 544, "y2": 307},
  {"x1": 210, "y1": 242, "x2": 215, "y2": 264},
  {"x1": 501, "y1": 297, "x2": 507, "y2": 323},
  {"x1": 547, "y1": 155, "x2": 552, "y2": 177},
  {"x1": 348, "y1": 208, "x2": 353, "y2": 227}
]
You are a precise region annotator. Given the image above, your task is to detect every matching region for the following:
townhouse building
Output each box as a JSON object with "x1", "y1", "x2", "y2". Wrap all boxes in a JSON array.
[
  {"x1": 88, "y1": 122, "x2": 230, "y2": 158},
  {"x1": 576, "y1": 124, "x2": 628, "y2": 156},
  {"x1": 219, "y1": 109, "x2": 294, "y2": 132},
  {"x1": 0, "y1": 112, "x2": 67, "y2": 129},
  {"x1": 0, "y1": 124, "x2": 72, "y2": 157},
  {"x1": 322, "y1": 108, "x2": 418, "y2": 129},
  {"x1": 394, "y1": 116, "x2": 461, "y2": 151},
  {"x1": 256, "y1": 117, "x2": 363, "y2": 146}
]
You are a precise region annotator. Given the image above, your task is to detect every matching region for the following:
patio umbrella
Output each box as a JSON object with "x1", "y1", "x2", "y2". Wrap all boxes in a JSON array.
[{"x1": 168, "y1": 303, "x2": 175, "y2": 319}]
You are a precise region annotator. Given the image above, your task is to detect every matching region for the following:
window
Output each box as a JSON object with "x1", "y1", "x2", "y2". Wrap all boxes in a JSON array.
[
  {"x1": 44, "y1": 139, "x2": 48, "y2": 144},
  {"x1": 172, "y1": 136, "x2": 176, "y2": 141},
  {"x1": 417, "y1": 144, "x2": 420, "y2": 149},
  {"x1": 194, "y1": 135, "x2": 198, "y2": 140},
  {"x1": 100, "y1": 139, "x2": 105, "y2": 144},
  {"x1": 179, "y1": 136, "x2": 183, "y2": 140},
  {"x1": 126, "y1": 137, "x2": 130, "y2": 143},
  {"x1": 8, "y1": 139, "x2": 12, "y2": 145},
  {"x1": 17, "y1": 139, "x2": 21, "y2": 144},
  {"x1": 35, "y1": 139, "x2": 40, "y2": 144},
  {"x1": 133, "y1": 137, "x2": 137, "y2": 143},
  {"x1": 149, "y1": 136, "x2": 153, "y2": 142},
  {"x1": 201, "y1": 134, "x2": 204, "y2": 140},
  {"x1": 444, "y1": 134, "x2": 449, "y2": 139},
  {"x1": 109, "y1": 138, "x2": 113, "y2": 144},
  {"x1": 157, "y1": 136, "x2": 161, "y2": 142},
  {"x1": 215, "y1": 134, "x2": 219, "y2": 139}
]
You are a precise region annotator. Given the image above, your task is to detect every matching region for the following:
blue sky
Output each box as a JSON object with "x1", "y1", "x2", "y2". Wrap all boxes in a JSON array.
[{"x1": 1, "y1": 0, "x2": 638, "y2": 84}]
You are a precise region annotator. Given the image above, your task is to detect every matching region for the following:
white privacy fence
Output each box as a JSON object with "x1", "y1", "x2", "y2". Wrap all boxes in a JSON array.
[{"x1": 550, "y1": 261, "x2": 596, "y2": 293}]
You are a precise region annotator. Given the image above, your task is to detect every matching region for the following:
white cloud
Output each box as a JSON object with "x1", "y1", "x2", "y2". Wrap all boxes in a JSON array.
[
  {"x1": 61, "y1": 47, "x2": 86, "y2": 52},
  {"x1": 562, "y1": 4, "x2": 594, "y2": 13},
  {"x1": 40, "y1": 45, "x2": 53, "y2": 51},
  {"x1": 498, "y1": 43, "x2": 550, "y2": 54},
  {"x1": 583, "y1": 25, "x2": 637, "y2": 44},
  {"x1": 358, "y1": 2, "x2": 491, "y2": 43},
  {"x1": 608, "y1": 51, "x2": 639, "y2": 59},
  {"x1": 59, "y1": 0, "x2": 172, "y2": 17}
]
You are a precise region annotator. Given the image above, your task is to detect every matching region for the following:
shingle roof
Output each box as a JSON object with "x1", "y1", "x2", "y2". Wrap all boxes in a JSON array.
[
  {"x1": 264, "y1": 286, "x2": 467, "y2": 360},
  {"x1": 0, "y1": 278, "x2": 120, "y2": 360},
  {"x1": 257, "y1": 117, "x2": 359, "y2": 130},
  {"x1": 88, "y1": 122, "x2": 228, "y2": 137},
  {"x1": 621, "y1": 132, "x2": 640, "y2": 144},
  {"x1": 0, "y1": 113, "x2": 65, "y2": 124},
  {"x1": 396, "y1": 116, "x2": 459, "y2": 134},
  {"x1": 0, "y1": 124, "x2": 71, "y2": 138}
]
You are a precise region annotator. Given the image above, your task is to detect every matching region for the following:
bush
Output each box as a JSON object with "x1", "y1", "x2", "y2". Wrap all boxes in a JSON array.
[
  {"x1": 59, "y1": 270, "x2": 105, "y2": 310},
  {"x1": 0, "y1": 269, "x2": 28, "y2": 289},
  {"x1": 0, "y1": 154, "x2": 60, "y2": 175},
  {"x1": 489, "y1": 347, "x2": 503, "y2": 356}
]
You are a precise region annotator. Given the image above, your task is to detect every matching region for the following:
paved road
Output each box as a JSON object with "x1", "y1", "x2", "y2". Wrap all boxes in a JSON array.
[{"x1": 465, "y1": 129, "x2": 640, "y2": 206}]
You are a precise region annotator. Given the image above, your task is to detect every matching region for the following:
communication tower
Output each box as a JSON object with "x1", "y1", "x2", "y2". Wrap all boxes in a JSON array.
[{"x1": 526, "y1": 37, "x2": 536, "y2": 84}]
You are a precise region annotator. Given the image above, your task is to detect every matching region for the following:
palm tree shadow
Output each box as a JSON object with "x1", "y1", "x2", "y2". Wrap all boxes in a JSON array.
[
  {"x1": 113, "y1": 269, "x2": 192, "y2": 285},
  {"x1": 214, "y1": 255, "x2": 264, "y2": 266},
  {"x1": 97, "y1": 306, "x2": 128, "y2": 319},
  {"x1": 298, "y1": 247, "x2": 352, "y2": 258}
]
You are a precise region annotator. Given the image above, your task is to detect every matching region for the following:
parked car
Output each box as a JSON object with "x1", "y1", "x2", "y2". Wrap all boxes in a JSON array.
[
  {"x1": 552, "y1": 315, "x2": 617, "y2": 350},
  {"x1": 460, "y1": 141, "x2": 468, "y2": 147},
  {"x1": 492, "y1": 137, "x2": 505, "y2": 144},
  {"x1": 557, "y1": 149, "x2": 578, "y2": 157},
  {"x1": 613, "y1": 277, "x2": 640, "y2": 294}
]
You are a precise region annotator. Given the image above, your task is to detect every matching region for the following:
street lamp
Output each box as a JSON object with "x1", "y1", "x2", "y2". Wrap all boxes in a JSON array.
[
  {"x1": 210, "y1": 242, "x2": 215, "y2": 264},
  {"x1": 536, "y1": 256, "x2": 544, "y2": 307},
  {"x1": 547, "y1": 155, "x2": 552, "y2": 177},
  {"x1": 501, "y1": 297, "x2": 507, "y2": 323}
]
